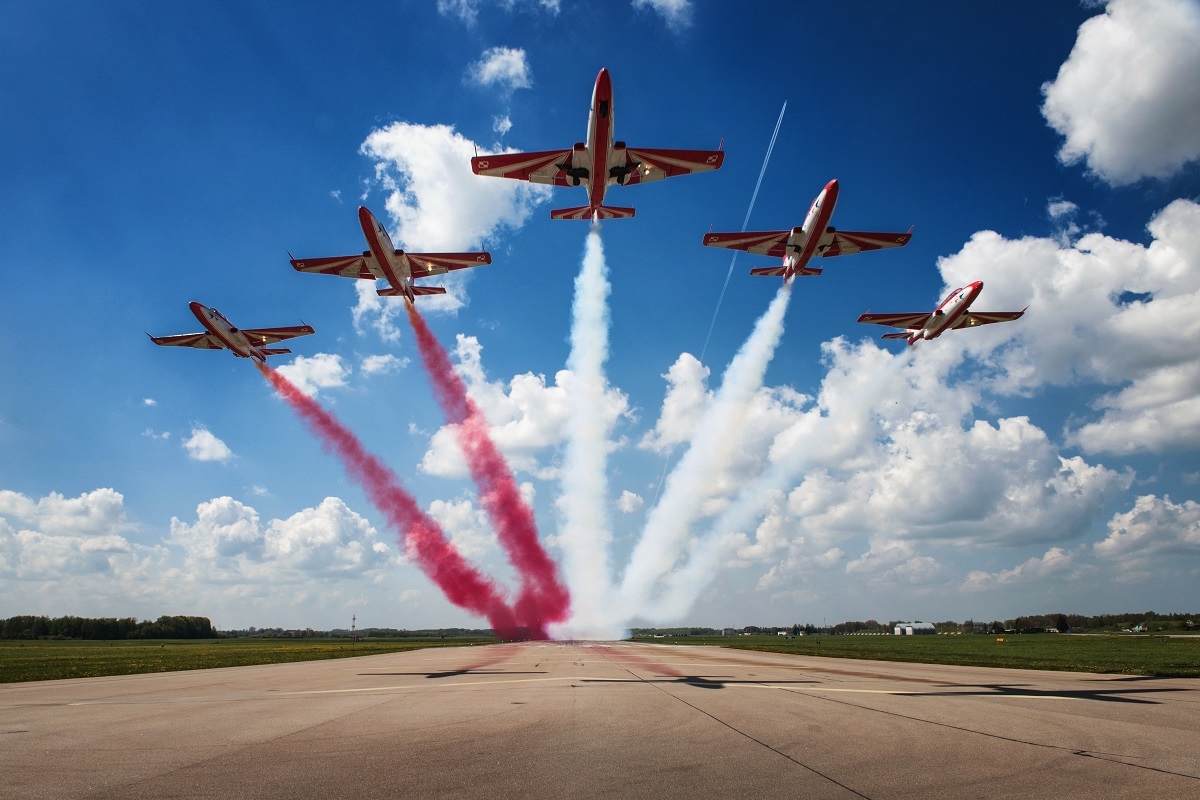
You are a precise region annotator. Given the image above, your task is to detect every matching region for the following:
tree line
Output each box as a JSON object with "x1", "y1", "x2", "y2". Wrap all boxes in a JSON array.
[{"x1": 0, "y1": 615, "x2": 217, "y2": 640}]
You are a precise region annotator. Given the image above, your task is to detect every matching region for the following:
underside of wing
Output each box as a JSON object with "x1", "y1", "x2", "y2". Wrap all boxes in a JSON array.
[
  {"x1": 148, "y1": 332, "x2": 224, "y2": 350},
  {"x1": 856, "y1": 312, "x2": 931, "y2": 330},
  {"x1": 290, "y1": 254, "x2": 377, "y2": 280},
  {"x1": 623, "y1": 147, "x2": 725, "y2": 184},
  {"x1": 819, "y1": 229, "x2": 913, "y2": 258},
  {"x1": 407, "y1": 252, "x2": 492, "y2": 279},
  {"x1": 471, "y1": 149, "x2": 574, "y2": 186},
  {"x1": 951, "y1": 309, "x2": 1027, "y2": 329},
  {"x1": 702, "y1": 230, "x2": 790, "y2": 257},
  {"x1": 241, "y1": 324, "x2": 316, "y2": 344}
]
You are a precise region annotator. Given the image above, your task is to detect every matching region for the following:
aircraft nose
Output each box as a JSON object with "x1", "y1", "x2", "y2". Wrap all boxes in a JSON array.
[
  {"x1": 824, "y1": 179, "x2": 840, "y2": 202},
  {"x1": 188, "y1": 301, "x2": 204, "y2": 314},
  {"x1": 595, "y1": 68, "x2": 612, "y2": 98}
]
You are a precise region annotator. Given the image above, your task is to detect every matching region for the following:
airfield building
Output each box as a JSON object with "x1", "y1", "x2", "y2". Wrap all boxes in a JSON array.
[{"x1": 894, "y1": 622, "x2": 936, "y2": 635}]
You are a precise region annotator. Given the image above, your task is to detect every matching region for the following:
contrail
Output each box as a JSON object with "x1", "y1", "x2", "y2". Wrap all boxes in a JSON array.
[
  {"x1": 554, "y1": 223, "x2": 620, "y2": 638},
  {"x1": 615, "y1": 282, "x2": 794, "y2": 624},
  {"x1": 644, "y1": 346, "x2": 914, "y2": 623},
  {"x1": 405, "y1": 302, "x2": 571, "y2": 636},
  {"x1": 255, "y1": 361, "x2": 522, "y2": 637}
]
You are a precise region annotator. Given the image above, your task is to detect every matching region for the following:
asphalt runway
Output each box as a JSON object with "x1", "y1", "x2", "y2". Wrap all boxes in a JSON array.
[{"x1": 3, "y1": 642, "x2": 1198, "y2": 799}]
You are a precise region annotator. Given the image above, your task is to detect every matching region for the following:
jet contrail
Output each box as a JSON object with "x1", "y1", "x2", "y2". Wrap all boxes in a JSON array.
[
  {"x1": 644, "y1": 346, "x2": 915, "y2": 622},
  {"x1": 554, "y1": 223, "x2": 619, "y2": 639},
  {"x1": 614, "y1": 282, "x2": 794, "y2": 624},
  {"x1": 255, "y1": 361, "x2": 523, "y2": 637},
  {"x1": 405, "y1": 302, "x2": 571, "y2": 637}
]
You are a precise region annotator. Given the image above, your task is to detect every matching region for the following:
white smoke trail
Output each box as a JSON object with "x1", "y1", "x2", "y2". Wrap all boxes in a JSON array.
[
  {"x1": 643, "y1": 346, "x2": 915, "y2": 622},
  {"x1": 613, "y1": 282, "x2": 794, "y2": 624},
  {"x1": 552, "y1": 224, "x2": 621, "y2": 639}
]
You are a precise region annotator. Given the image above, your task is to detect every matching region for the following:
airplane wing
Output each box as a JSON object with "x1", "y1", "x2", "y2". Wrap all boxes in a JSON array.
[
  {"x1": 622, "y1": 147, "x2": 725, "y2": 185},
  {"x1": 407, "y1": 252, "x2": 492, "y2": 279},
  {"x1": 240, "y1": 324, "x2": 316, "y2": 344},
  {"x1": 702, "y1": 230, "x2": 790, "y2": 258},
  {"x1": 148, "y1": 332, "x2": 225, "y2": 350},
  {"x1": 951, "y1": 309, "x2": 1027, "y2": 328},
  {"x1": 471, "y1": 149, "x2": 576, "y2": 187},
  {"x1": 818, "y1": 229, "x2": 913, "y2": 258},
  {"x1": 290, "y1": 254, "x2": 378, "y2": 280},
  {"x1": 856, "y1": 312, "x2": 932, "y2": 330}
]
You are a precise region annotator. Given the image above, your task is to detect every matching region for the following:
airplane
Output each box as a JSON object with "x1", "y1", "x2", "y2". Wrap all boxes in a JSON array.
[
  {"x1": 470, "y1": 67, "x2": 724, "y2": 221},
  {"x1": 857, "y1": 281, "x2": 1027, "y2": 346},
  {"x1": 148, "y1": 302, "x2": 315, "y2": 362},
  {"x1": 289, "y1": 206, "x2": 491, "y2": 302},
  {"x1": 701, "y1": 179, "x2": 912, "y2": 282}
]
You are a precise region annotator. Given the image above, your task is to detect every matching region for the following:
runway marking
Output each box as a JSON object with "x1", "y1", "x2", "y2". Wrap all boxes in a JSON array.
[{"x1": 281, "y1": 675, "x2": 585, "y2": 695}]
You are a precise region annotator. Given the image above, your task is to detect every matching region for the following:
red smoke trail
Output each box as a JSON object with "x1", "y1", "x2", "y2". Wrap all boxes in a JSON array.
[
  {"x1": 405, "y1": 303, "x2": 571, "y2": 635},
  {"x1": 255, "y1": 361, "x2": 522, "y2": 639}
]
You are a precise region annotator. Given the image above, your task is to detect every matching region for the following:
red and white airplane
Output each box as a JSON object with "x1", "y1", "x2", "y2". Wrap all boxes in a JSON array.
[
  {"x1": 702, "y1": 179, "x2": 912, "y2": 282},
  {"x1": 149, "y1": 302, "x2": 315, "y2": 362},
  {"x1": 470, "y1": 68, "x2": 724, "y2": 221},
  {"x1": 857, "y1": 281, "x2": 1027, "y2": 346},
  {"x1": 289, "y1": 207, "x2": 491, "y2": 302}
]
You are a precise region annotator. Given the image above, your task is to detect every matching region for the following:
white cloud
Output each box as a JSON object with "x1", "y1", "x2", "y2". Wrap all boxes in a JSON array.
[
  {"x1": 1094, "y1": 494, "x2": 1200, "y2": 580},
  {"x1": 437, "y1": 0, "x2": 559, "y2": 26},
  {"x1": 426, "y1": 497, "x2": 496, "y2": 559},
  {"x1": 142, "y1": 429, "x2": 170, "y2": 441},
  {"x1": 467, "y1": 47, "x2": 532, "y2": 93},
  {"x1": 616, "y1": 491, "x2": 644, "y2": 513},
  {"x1": 360, "y1": 353, "x2": 406, "y2": 377},
  {"x1": 143, "y1": 398, "x2": 157, "y2": 407},
  {"x1": 639, "y1": 353, "x2": 711, "y2": 453},
  {"x1": 492, "y1": 115, "x2": 513, "y2": 136},
  {"x1": 1041, "y1": 0, "x2": 1200, "y2": 185},
  {"x1": 961, "y1": 547, "x2": 1077, "y2": 591},
  {"x1": 169, "y1": 496, "x2": 392, "y2": 580},
  {"x1": 183, "y1": 426, "x2": 233, "y2": 463},
  {"x1": 275, "y1": 353, "x2": 350, "y2": 398},
  {"x1": 632, "y1": 0, "x2": 693, "y2": 31}
]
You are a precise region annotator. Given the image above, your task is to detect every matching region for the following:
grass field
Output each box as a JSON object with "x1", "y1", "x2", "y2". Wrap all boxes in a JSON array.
[
  {"x1": 0, "y1": 638, "x2": 494, "y2": 684},
  {"x1": 642, "y1": 633, "x2": 1200, "y2": 678}
]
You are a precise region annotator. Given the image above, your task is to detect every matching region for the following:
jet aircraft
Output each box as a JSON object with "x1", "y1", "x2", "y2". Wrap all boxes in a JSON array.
[
  {"x1": 290, "y1": 207, "x2": 491, "y2": 302},
  {"x1": 149, "y1": 302, "x2": 315, "y2": 362},
  {"x1": 857, "y1": 281, "x2": 1026, "y2": 346},
  {"x1": 470, "y1": 68, "x2": 724, "y2": 221},
  {"x1": 702, "y1": 179, "x2": 912, "y2": 282}
]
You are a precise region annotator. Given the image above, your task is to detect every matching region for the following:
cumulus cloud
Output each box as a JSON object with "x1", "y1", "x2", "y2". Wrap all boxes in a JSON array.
[
  {"x1": 961, "y1": 547, "x2": 1078, "y2": 592},
  {"x1": 357, "y1": 121, "x2": 551, "y2": 325},
  {"x1": 275, "y1": 353, "x2": 350, "y2": 398},
  {"x1": 438, "y1": 0, "x2": 560, "y2": 26},
  {"x1": 183, "y1": 426, "x2": 233, "y2": 463},
  {"x1": 427, "y1": 497, "x2": 496, "y2": 559},
  {"x1": 143, "y1": 398, "x2": 157, "y2": 407},
  {"x1": 466, "y1": 47, "x2": 532, "y2": 93},
  {"x1": 169, "y1": 496, "x2": 391, "y2": 580},
  {"x1": 632, "y1": 0, "x2": 693, "y2": 31},
  {"x1": 1094, "y1": 494, "x2": 1200, "y2": 581},
  {"x1": 616, "y1": 491, "x2": 644, "y2": 513},
  {"x1": 493, "y1": 115, "x2": 513, "y2": 136},
  {"x1": 1041, "y1": 0, "x2": 1200, "y2": 185},
  {"x1": 360, "y1": 353, "x2": 406, "y2": 377}
]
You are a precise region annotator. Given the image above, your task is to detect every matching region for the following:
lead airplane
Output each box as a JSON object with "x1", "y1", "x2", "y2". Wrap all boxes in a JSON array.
[
  {"x1": 290, "y1": 207, "x2": 491, "y2": 302},
  {"x1": 857, "y1": 281, "x2": 1027, "y2": 346},
  {"x1": 148, "y1": 302, "x2": 315, "y2": 362},
  {"x1": 470, "y1": 68, "x2": 725, "y2": 220},
  {"x1": 701, "y1": 179, "x2": 912, "y2": 282}
]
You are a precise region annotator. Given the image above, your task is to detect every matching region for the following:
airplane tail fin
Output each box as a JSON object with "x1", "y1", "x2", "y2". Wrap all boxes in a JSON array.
[{"x1": 550, "y1": 205, "x2": 636, "y2": 220}]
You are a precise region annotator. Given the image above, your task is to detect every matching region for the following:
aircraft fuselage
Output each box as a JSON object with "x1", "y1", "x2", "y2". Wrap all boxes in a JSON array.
[
  {"x1": 358, "y1": 206, "x2": 413, "y2": 301},
  {"x1": 783, "y1": 179, "x2": 840, "y2": 281},
  {"x1": 189, "y1": 302, "x2": 266, "y2": 361},
  {"x1": 911, "y1": 281, "x2": 984, "y2": 344}
]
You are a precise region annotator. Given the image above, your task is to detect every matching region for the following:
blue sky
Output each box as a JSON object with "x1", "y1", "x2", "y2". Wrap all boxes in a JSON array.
[{"x1": 2, "y1": 0, "x2": 1199, "y2": 634}]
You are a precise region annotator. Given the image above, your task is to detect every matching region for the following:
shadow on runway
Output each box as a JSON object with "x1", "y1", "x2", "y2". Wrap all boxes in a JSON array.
[
  {"x1": 359, "y1": 670, "x2": 549, "y2": 680},
  {"x1": 582, "y1": 676, "x2": 820, "y2": 690},
  {"x1": 915, "y1": 683, "x2": 1179, "y2": 704}
]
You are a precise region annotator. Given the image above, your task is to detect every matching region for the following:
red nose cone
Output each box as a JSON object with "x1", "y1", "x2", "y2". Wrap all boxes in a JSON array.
[
  {"x1": 595, "y1": 68, "x2": 613, "y2": 101},
  {"x1": 357, "y1": 206, "x2": 374, "y2": 228},
  {"x1": 824, "y1": 178, "x2": 840, "y2": 204}
]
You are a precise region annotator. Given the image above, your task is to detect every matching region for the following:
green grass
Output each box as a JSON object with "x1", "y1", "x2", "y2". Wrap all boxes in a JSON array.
[
  {"x1": 0, "y1": 638, "x2": 495, "y2": 684},
  {"x1": 639, "y1": 634, "x2": 1200, "y2": 678}
]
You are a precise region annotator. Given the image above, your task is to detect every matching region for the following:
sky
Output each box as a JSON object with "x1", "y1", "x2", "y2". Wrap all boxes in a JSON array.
[{"x1": 2, "y1": 0, "x2": 1199, "y2": 635}]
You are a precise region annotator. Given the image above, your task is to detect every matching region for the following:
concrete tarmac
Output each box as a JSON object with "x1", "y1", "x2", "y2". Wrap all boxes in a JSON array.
[{"x1": 2, "y1": 641, "x2": 1198, "y2": 799}]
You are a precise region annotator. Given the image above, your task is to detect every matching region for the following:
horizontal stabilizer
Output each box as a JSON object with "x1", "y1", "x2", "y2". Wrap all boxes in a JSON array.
[
  {"x1": 411, "y1": 285, "x2": 447, "y2": 296},
  {"x1": 881, "y1": 332, "x2": 911, "y2": 340},
  {"x1": 550, "y1": 204, "x2": 636, "y2": 221},
  {"x1": 260, "y1": 347, "x2": 292, "y2": 356},
  {"x1": 377, "y1": 286, "x2": 404, "y2": 297},
  {"x1": 750, "y1": 266, "x2": 788, "y2": 277}
]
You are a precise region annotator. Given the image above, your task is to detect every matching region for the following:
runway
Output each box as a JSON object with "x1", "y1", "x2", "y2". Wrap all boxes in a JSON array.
[{"x1": 3, "y1": 641, "x2": 1198, "y2": 799}]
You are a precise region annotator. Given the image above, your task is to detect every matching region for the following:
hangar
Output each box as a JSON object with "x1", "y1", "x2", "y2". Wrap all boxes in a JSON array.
[{"x1": 894, "y1": 622, "x2": 936, "y2": 635}]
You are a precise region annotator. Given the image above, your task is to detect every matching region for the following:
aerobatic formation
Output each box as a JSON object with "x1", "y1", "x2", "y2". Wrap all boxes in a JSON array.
[{"x1": 151, "y1": 67, "x2": 1027, "y2": 639}]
